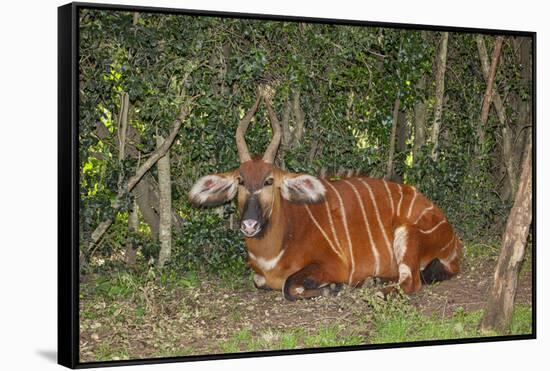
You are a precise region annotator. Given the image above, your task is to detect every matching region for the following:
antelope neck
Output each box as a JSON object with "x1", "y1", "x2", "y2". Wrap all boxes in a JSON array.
[{"x1": 245, "y1": 190, "x2": 285, "y2": 262}]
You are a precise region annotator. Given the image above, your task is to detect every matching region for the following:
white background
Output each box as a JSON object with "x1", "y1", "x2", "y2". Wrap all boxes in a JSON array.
[{"x1": 0, "y1": 0, "x2": 546, "y2": 369}]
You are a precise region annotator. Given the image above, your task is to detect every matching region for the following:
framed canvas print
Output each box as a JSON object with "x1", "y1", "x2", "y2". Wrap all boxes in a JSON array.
[{"x1": 58, "y1": 2, "x2": 536, "y2": 368}]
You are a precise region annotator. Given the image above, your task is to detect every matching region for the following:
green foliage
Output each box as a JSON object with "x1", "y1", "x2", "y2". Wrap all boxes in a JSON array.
[
  {"x1": 408, "y1": 147, "x2": 507, "y2": 240},
  {"x1": 464, "y1": 240, "x2": 501, "y2": 261},
  {"x1": 171, "y1": 207, "x2": 248, "y2": 277},
  {"x1": 79, "y1": 10, "x2": 526, "y2": 276}
]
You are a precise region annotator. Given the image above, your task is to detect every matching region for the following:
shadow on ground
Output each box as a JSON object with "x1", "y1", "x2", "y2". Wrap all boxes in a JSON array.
[{"x1": 36, "y1": 350, "x2": 57, "y2": 363}]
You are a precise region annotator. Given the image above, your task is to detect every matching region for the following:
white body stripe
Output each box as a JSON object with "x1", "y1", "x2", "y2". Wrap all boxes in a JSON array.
[
  {"x1": 358, "y1": 179, "x2": 394, "y2": 267},
  {"x1": 324, "y1": 180, "x2": 356, "y2": 285},
  {"x1": 396, "y1": 184, "x2": 404, "y2": 216},
  {"x1": 418, "y1": 220, "x2": 447, "y2": 234},
  {"x1": 393, "y1": 226, "x2": 408, "y2": 262},
  {"x1": 383, "y1": 180, "x2": 394, "y2": 215},
  {"x1": 343, "y1": 180, "x2": 380, "y2": 275},
  {"x1": 441, "y1": 245, "x2": 458, "y2": 271},
  {"x1": 441, "y1": 235, "x2": 455, "y2": 252},
  {"x1": 407, "y1": 188, "x2": 418, "y2": 218},
  {"x1": 413, "y1": 204, "x2": 434, "y2": 225},
  {"x1": 398, "y1": 264, "x2": 412, "y2": 284},
  {"x1": 304, "y1": 204, "x2": 346, "y2": 262},
  {"x1": 441, "y1": 236, "x2": 460, "y2": 270},
  {"x1": 323, "y1": 198, "x2": 345, "y2": 257},
  {"x1": 248, "y1": 249, "x2": 285, "y2": 271}
]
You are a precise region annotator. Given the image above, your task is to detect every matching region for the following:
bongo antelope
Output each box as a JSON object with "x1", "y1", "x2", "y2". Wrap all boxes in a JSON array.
[{"x1": 189, "y1": 92, "x2": 461, "y2": 300}]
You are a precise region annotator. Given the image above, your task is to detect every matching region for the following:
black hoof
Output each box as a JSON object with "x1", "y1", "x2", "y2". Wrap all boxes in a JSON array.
[
  {"x1": 329, "y1": 283, "x2": 343, "y2": 294},
  {"x1": 303, "y1": 278, "x2": 317, "y2": 290},
  {"x1": 421, "y1": 259, "x2": 453, "y2": 284}
]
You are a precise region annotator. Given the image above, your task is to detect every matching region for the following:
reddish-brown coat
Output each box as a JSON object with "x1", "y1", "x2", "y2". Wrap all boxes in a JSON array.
[{"x1": 246, "y1": 175, "x2": 461, "y2": 294}]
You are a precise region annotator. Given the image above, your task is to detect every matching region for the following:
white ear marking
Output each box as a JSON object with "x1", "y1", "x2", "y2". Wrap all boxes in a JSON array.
[
  {"x1": 281, "y1": 174, "x2": 326, "y2": 203},
  {"x1": 189, "y1": 174, "x2": 237, "y2": 206}
]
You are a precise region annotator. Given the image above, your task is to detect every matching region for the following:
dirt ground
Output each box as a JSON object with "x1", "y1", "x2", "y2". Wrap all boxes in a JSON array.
[
  {"x1": 412, "y1": 258, "x2": 532, "y2": 316},
  {"x1": 79, "y1": 254, "x2": 532, "y2": 362}
]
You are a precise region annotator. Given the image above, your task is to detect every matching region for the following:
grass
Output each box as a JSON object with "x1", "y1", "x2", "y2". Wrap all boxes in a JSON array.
[
  {"x1": 510, "y1": 305, "x2": 533, "y2": 335},
  {"x1": 79, "y1": 258, "x2": 532, "y2": 362},
  {"x1": 368, "y1": 304, "x2": 484, "y2": 344},
  {"x1": 95, "y1": 343, "x2": 130, "y2": 361},
  {"x1": 364, "y1": 291, "x2": 532, "y2": 344},
  {"x1": 303, "y1": 325, "x2": 364, "y2": 348},
  {"x1": 217, "y1": 325, "x2": 364, "y2": 353}
]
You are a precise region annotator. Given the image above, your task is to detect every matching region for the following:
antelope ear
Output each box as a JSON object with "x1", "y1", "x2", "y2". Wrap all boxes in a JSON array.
[
  {"x1": 189, "y1": 172, "x2": 238, "y2": 207},
  {"x1": 280, "y1": 174, "x2": 326, "y2": 203}
]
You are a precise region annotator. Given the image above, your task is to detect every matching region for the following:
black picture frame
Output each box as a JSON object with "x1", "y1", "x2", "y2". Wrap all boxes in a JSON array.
[{"x1": 58, "y1": 2, "x2": 536, "y2": 368}]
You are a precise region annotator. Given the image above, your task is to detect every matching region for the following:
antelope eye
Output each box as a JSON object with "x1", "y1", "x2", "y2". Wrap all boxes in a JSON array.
[{"x1": 264, "y1": 178, "x2": 274, "y2": 186}]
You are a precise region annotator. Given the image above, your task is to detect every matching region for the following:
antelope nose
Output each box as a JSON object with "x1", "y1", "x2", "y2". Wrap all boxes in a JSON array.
[{"x1": 241, "y1": 219, "x2": 260, "y2": 236}]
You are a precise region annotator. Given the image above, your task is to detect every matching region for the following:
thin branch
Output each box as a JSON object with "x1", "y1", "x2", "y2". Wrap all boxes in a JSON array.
[
  {"x1": 87, "y1": 99, "x2": 194, "y2": 255},
  {"x1": 479, "y1": 36, "x2": 504, "y2": 130},
  {"x1": 430, "y1": 32, "x2": 449, "y2": 160},
  {"x1": 476, "y1": 35, "x2": 516, "y2": 195},
  {"x1": 290, "y1": 89, "x2": 305, "y2": 147},
  {"x1": 386, "y1": 97, "x2": 400, "y2": 179}
]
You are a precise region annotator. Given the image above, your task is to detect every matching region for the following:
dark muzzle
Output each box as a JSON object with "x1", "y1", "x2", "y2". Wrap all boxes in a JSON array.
[{"x1": 240, "y1": 195, "x2": 265, "y2": 237}]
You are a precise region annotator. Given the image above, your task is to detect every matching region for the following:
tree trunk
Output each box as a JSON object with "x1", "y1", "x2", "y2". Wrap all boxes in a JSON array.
[
  {"x1": 125, "y1": 198, "x2": 139, "y2": 265},
  {"x1": 116, "y1": 92, "x2": 138, "y2": 264},
  {"x1": 477, "y1": 36, "x2": 504, "y2": 153},
  {"x1": 413, "y1": 74, "x2": 427, "y2": 163},
  {"x1": 210, "y1": 42, "x2": 231, "y2": 98},
  {"x1": 480, "y1": 140, "x2": 532, "y2": 334},
  {"x1": 393, "y1": 109, "x2": 407, "y2": 183},
  {"x1": 132, "y1": 12, "x2": 139, "y2": 27},
  {"x1": 476, "y1": 35, "x2": 516, "y2": 200},
  {"x1": 476, "y1": 36, "x2": 506, "y2": 125},
  {"x1": 501, "y1": 125, "x2": 516, "y2": 197},
  {"x1": 291, "y1": 89, "x2": 305, "y2": 147},
  {"x1": 513, "y1": 37, "x2": 532, "y2": 183},
  {"x1": 430, "y1": 32, "x2": 449, "y2": 160},
  {"x1": 276, "y1": 89, "x2": 305, "y2": 170},
  {"x1": 99, "y1": 117, "x2": 183, "y2": 240},
  {"x1": 386, "y1": 97, "x2": 400, "y2": 179},
  {"x1": 277, "y1": 98, "x2": 292, "y2": 170},
  {"x1": 134, "y1": 175, "x2": 160, "y2": 240},
  {"x1": 117, "y1": 92, "x2": 130, "y2": 165},
  {"x1": 87, "y1": 103, "x2": 189, "y2": 255},
  {"x1": 157, "y1": 135, "x2": 172, "y2": 268}
]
